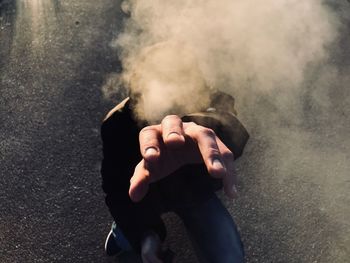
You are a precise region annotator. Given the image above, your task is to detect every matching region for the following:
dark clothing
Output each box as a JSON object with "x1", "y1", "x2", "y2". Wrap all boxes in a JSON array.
[
  {"x1": 101, "y1": 92, "x2": 249, "y2": 251},
  {"x1": 175, "y1": 194, "x2": 244, "y2": 262}
]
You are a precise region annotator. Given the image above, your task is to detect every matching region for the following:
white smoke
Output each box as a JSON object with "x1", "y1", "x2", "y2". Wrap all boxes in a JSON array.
[
  {"x1": 104, "y1": 0, "x2": 350, "y2": 261},
  {"x1": 112, "y1": 0, "x2": 339, "y2": 123}
]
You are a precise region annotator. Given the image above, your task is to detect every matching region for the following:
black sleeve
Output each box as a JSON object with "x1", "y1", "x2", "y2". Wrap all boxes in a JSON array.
[{"x1": 101, "y1": 108, "x2": 166, "y2": 252}]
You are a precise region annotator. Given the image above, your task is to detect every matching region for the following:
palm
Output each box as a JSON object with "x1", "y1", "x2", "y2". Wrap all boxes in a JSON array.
[
  {"x1": 144, "y1": 136, "x2": 203, "y2": 182},
  {"x1": 129, "y1": 116, "x2": 236, "y2": 202}
]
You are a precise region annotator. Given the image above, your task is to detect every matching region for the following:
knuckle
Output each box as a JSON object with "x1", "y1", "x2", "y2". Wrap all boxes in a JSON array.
[
  {"x1": 208, "y1": 149, "x2": 222, "y2": 159},
  {"x1": 200, "y1": 127, "x2": 216, "y2": 137},
  {"x1": 140, "y1": 126, "x2": 156, "y2": 134},
  {"x1": 184, "y1": 121, "x2": 197, "y2": 130},
  {"x1": 161, "y1": 114, "x2": 180, "y2": 125},
  {"x1": 163, "y1": 114, "x2": 179, "y2": 120}
]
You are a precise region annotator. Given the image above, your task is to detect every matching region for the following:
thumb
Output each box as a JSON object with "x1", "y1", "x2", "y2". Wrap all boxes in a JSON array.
[{"x1": 129, "y1": 160, "x2": 150, "y2": 202}]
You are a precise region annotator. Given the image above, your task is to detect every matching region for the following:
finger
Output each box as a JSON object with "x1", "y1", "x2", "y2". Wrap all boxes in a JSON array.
[
  {"x1": 216, "y1": 137, "x2": 238, "y2": 199},
  {"x1": 185, "y1": 123, "x2": 226, "y2": 178},
  {"x1": 161, "y1": 115, "x2": 185, "y2": 148},
  {"x1": 129, "y1": 160, "x2": 150, "y2": 202},
  {"x1": 139, "y1": 125, "x2": 162, "y2": 162}
]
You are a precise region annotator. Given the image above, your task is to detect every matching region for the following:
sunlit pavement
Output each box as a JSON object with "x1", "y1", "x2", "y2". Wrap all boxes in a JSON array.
[
  {"x1": 1, "y1": 1, "x2": 349, "y2": 263},
  {"x1": 0, "y1": 1, "x2": 126, "y2": 262}
]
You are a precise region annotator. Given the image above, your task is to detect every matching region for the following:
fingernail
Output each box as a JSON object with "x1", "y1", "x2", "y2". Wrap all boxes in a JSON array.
[
  {"x1": 212, "y1": 158, "x2": 224, "y2": 170},
  {"x1": 145, "y1": 147, "x2": 158, "y2": 157}
]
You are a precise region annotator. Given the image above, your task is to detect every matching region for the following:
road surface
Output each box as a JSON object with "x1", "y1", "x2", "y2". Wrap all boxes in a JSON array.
[{"x1": 0, "y1": 0, "x2": 349, "y2": 262}]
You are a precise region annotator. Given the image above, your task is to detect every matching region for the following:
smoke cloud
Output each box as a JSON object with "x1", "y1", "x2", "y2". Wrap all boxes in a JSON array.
[
  {"x1": 104, "y1": 0, "x2": 349, "y2": 261},
  {"x1": 111, "y1": 0, "x2": 338, "y2": 121}
]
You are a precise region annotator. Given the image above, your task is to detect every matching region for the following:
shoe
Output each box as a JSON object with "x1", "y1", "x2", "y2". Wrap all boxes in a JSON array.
[{"x1": 104, "y1": 229, "x2": 123, "y2": 256}]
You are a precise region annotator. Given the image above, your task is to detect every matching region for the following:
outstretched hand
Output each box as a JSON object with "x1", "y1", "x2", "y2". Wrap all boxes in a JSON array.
[{"x1": 129, "y1": 115, "x2": 238, "y2": 202}]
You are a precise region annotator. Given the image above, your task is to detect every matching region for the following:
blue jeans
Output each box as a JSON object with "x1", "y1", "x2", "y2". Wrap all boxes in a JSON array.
[
  {"x1": 112, "y1": 194, "x2": 244, "y2": 262},
  {"x1": 111, "y1": 221, "x2": 133, "y2": 251}
]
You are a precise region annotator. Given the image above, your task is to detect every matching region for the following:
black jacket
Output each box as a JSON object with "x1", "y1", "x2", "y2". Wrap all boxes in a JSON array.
[{"x1": 101, "y1": 92, "x2": 249, "y2": 251}]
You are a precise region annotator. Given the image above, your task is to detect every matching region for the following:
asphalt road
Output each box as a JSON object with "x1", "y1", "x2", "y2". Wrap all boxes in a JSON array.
[
  {"x1": 1, "y1": 1, "x2": 349, "y2": 263},
  {"x1": 0, "y1": 0, "x2": 126, "y2": 262}
]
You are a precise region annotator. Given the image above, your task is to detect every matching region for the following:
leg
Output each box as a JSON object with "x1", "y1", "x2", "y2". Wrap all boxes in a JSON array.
[
  {"x1": 111, "y1": 221, "x2": 133, "y2": 251},
  {"x1": 176, "y1": 194, "x2": 244, "y2": 263},
  {"x1": 105, "y1": 221, "x2": 133, "y2": 256}
]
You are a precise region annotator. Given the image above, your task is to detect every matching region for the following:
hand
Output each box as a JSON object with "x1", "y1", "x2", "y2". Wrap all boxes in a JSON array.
[
  {"x1": 129, "y1": 115, "x2": 238, "y2": 202},
  {"x1": 141, "y1": 232, "x2": 163, "y2": 263}
]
